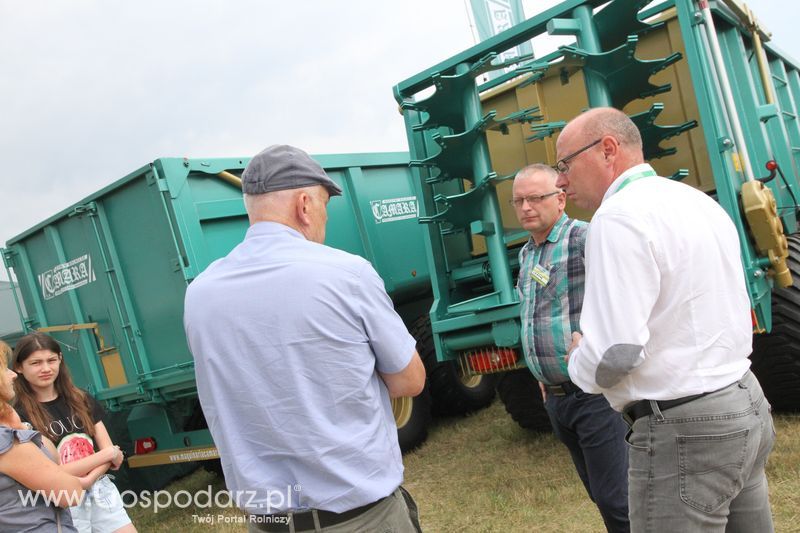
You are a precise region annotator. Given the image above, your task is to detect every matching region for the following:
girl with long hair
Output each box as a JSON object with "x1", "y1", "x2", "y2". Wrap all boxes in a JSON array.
[
  {"x1": 13, "y1": 332, "x2": 135, "y2": 533},
  {"x1": 0, "y1": 339, "x2": 107, "y2": 532}
]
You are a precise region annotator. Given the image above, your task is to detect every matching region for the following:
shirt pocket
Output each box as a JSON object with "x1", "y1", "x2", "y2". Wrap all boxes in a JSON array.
[{"x1": 535, "y1": 263, "x2": 564, "y2": 303}]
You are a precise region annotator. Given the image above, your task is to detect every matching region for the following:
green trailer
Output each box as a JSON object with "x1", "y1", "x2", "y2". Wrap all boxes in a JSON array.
[
  {"x1": 394, "y1": 0, "x2": 800, "y2": 428},
  {"x1": 5, "y1": 0, "x2": 799, "y2": 472},
  {"x1": 2, "y1": 152, "x2": 495, "y2": 468}
]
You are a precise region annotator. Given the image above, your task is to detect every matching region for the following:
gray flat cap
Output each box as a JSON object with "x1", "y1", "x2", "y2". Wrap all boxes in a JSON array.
[{"x1": 241, "y1": 144, "x2": 343, "y2": 196}]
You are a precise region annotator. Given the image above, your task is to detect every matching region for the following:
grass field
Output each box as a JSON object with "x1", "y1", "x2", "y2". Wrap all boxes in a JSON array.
[{"x1": 127, "y1": 401, "x2": 800, "y2": 532}]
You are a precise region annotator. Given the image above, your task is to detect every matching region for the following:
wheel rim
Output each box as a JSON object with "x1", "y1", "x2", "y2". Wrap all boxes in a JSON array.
[
  {"x1": 458, "y1": 368, "x2": 483, "y2": 389},
  {"x1": 392, "y1": 397, "x2": 413, "y2": 428}
]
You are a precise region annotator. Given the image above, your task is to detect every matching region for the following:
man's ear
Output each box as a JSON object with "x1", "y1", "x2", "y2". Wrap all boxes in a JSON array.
[
  {"x1": 557, "y1": 190, "x2": 567, "y2": 210},
  {"x1": 295, "y1": 191, "x2": 312, "y2": 226},
  {"x1": 600, "y1": 135, "x2": 619, "y2": 159}
]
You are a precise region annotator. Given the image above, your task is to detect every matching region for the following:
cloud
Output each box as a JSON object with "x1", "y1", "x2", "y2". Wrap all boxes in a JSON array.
[{"x1": 0, "y1": 1, "x2": 474, "y2": 257}]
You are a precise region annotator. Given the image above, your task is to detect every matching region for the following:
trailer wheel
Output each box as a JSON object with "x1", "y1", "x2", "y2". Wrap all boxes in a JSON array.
[
  {"x1": 496, "y1": 368, "x2": 552, "y2": 432},
  {"x1": 183, "y1": 403, "x2": 225, "y2": 475},
  {"x1": 429, "y1": 362, "x2": 498, "y2": 416},
  {"x1": 393, "y1": 388, "x2": 432, "y2": 453},
  {"x1": 751, "y1": 234, "x2": 800, "y2": 411},
  {"x1": 410, "y1": 316, "x2": 497, "y2": 416}
]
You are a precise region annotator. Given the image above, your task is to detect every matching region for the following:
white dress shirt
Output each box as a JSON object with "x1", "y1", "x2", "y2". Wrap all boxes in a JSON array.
[{"x1": 567, "y1": 164, "x2": 752, "y2": 411}]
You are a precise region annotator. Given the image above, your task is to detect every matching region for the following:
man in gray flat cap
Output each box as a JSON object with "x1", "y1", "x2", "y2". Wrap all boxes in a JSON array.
[{"x1": 184, "y1": 145, "x2": 426, "y2": 533}]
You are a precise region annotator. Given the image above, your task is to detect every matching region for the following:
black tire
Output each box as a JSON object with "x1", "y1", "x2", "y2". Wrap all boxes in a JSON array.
[
  {"x1": 183, "y1": 401, "x2": 224, "y2": 476},
  {"x1": 410, "y1": 316, "x2": 497, "y2": 417},
  {"x1": 394, "y1": 388, "x2": 432, "y2": 453},
  {"x1": 496, "y1": 368, "x2": 552, "y2": 432},
  {"x1": 201, "y1": 458, "x2": 224, "y2": 476},
  {"x1": 751, "y1": 234, "x2": 800, "y2": 412}
]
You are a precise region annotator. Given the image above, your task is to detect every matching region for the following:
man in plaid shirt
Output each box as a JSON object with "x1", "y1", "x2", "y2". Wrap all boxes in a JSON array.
[{"x1": 513, "y1": 163, "x2": 629, "y2": 533}]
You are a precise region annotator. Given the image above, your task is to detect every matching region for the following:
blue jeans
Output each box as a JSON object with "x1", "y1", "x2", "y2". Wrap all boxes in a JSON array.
[
  {"x1": 626, "y1": 370, "x2": 776, "y2": 532},
  {"x1": 545, "y1": 390, "x2": 630, "y2": 533}
]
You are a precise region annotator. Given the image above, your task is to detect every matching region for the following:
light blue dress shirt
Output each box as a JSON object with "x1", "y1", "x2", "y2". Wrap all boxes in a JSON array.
[{"x1": 184, "y1": 222, "x2": 417, "y2": 514}]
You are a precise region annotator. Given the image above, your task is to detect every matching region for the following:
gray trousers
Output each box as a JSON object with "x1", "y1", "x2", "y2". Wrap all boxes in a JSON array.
[
  {"x1": 248, "y1": 487, "x2": 421, "y2": 533},
  {"x1": 626, "y1": 370, "x2": 776, "y2": 532}
]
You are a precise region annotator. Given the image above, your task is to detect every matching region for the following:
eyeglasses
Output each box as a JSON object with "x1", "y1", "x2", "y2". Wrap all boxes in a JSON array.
[
  {"x1": 509, "y1": 191, "x2": 561, "y2": 208},
  {"x1": 553, "y1": 139, "x2": 601, "y2": 174}
]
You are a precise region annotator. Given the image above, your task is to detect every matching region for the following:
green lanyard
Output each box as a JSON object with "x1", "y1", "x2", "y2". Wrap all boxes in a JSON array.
[{"x1": 614, "y1": 168, "x2": 658, "y2": 195}]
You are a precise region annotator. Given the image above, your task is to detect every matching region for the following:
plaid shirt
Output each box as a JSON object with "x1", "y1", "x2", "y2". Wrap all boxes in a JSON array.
[{"x1": 517, "y1": 213, "x2": 587, "y2": 384}]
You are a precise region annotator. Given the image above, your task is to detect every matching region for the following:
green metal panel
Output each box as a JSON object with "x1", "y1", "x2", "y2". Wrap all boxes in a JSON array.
[
  {"x1": 2, "y1": 245, "x2": 47, "y2": 331},
  {"x1": 672, "y1": 0, "x2": 800, "y2": 329},
  {"x1": 5, "y1": 152, "x2": 428, "y2": 412},
  {"x1": 768, "y1": 52, "x2": 800, "y2": 226}
]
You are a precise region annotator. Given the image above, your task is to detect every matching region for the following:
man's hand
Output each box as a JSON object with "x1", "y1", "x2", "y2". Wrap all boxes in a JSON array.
[
  {"x1": 565, "y1": 331, "x2": 583, "y2": 364},
  {"x1": 538, "y1": 381, "x2": 547, "y2": 403}
]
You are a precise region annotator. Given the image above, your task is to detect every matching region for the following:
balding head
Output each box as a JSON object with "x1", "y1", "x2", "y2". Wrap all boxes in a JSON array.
[
  {"x1": 244, "y1": 184, "x2": 330, "y2": 243},
  {"x1": 571, "y1": 108, "x2": 643, "y2": 151},
  {"x1": 555, "y1": 107, "x2": 645, "y2": 210}
]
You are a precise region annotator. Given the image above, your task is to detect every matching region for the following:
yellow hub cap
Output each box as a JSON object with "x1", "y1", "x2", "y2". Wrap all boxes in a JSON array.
[
  {"x1": 459, "y1": 370, "x2": 483, "y2": 389},
  {"x1": 392, "y1": 397, "x2": 413, "y2": 428}
]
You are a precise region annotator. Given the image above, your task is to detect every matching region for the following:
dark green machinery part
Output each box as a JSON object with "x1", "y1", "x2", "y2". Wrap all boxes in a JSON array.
[
  {"x1": 559, "y1": 36, "x2": 683, "y2": 109},
  {"x1": 403, "y1": 54, "x2": 497, "y2": 132},
  {"x1": 419, "y1": 177, "x2": 495, "y2": 234},
  {"x1": 668, "y1": 169, "x2": 690, "y2": 182},
  {"x1": 630, "y1": 103, "x2": 698, "y2": 160},
  {"x1": 486, "y1": 106, "x2": 544, "y2": 133},
  {"x1": 592, "y1": 0, "x2": 666, "y2": 51},
  {"x1": 548, "y1": 4, "x2": 612, "y2": 107},
  {"x1": 526, "y1": 121, "x2": 567, "y2": 143},
  {"x1": 420, "y1": 113, "x2": 497, "y2": 183}
]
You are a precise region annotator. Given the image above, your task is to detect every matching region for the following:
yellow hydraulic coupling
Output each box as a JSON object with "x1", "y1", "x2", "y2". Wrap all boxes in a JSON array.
[{"x1": 741, "y1": 180, "x2": 792, "y2": 288}]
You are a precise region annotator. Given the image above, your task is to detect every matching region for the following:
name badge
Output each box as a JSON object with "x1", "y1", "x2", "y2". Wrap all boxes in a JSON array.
[{"x1": 530, "y1": 263, "x2": 550, "y2": 287}]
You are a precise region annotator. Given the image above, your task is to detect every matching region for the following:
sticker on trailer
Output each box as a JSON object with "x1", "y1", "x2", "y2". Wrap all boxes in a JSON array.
[
  {"x1": 370, "y1": 196, "x2": 418, "y2": 224},
  {"x1": 38, "y1": 254, "x2": 96, "y2": 300}
]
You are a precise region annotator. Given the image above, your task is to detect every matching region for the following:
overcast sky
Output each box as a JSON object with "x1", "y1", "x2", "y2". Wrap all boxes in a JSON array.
[{"x1": 1, "y1": 0, "x2": 797, "y2": 283}]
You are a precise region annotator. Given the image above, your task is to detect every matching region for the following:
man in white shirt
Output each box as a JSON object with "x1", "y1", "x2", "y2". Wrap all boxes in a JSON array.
[{"x1": 555, "y1": 107, "x2": 776, "y2": 531}]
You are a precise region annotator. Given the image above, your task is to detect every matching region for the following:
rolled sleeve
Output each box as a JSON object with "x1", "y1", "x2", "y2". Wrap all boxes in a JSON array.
[{"x1": 355, "y1": 262, "x2": 417, "y2": 374}]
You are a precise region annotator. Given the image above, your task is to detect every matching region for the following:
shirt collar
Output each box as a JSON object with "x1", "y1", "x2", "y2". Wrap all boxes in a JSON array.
[
  {"x1": 524, "y1": 212, "x2": 569, "y2": 251},
  {"x1": 545, "y1": 212, "x2": 570, "y2": 244},
  {"x1": 246, "y1": 221, "x2": 305, "y2": 240},
  {"x1": 602, "y1": 163, "x2": 656, "y2": 204}
]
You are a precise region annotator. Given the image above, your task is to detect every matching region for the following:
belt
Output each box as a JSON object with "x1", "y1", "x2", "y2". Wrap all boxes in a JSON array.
[
  {"x1": 622, "y1": 393, "x2": 709, "y2": 426},
  {"x1": 544, "y1": 381, "x2": 582, "y2": 396},
  {"x1": 250, "y1": 494, "x2": 388, "y2": 532}
]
